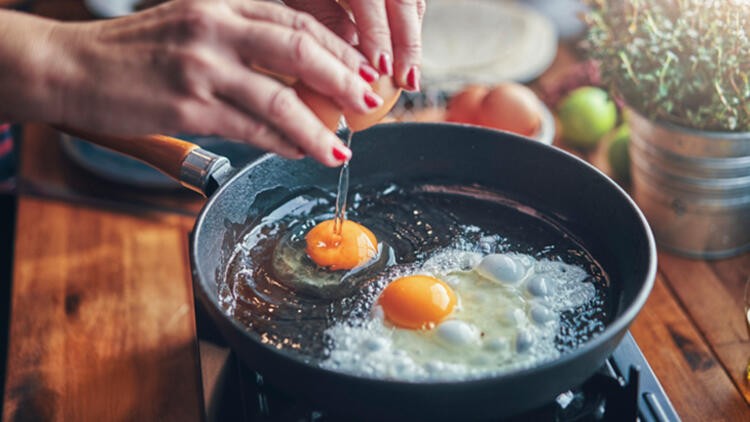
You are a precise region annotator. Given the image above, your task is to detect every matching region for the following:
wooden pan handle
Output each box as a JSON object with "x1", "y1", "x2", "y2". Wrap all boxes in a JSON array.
[{"x1": 56, "y1": 126, "x2": 199, "y2": 180}]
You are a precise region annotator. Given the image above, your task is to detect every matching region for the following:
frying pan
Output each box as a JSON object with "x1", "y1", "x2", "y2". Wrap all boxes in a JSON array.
[{"x1": 67, "y1": 123, "x2": 656, "y2": 420}]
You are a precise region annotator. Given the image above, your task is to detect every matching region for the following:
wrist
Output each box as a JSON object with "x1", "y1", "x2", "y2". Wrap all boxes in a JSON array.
[
  {"x1": 0, "y1": 12, "x2": 83, "y2": 125},
  {"x1": 28, "y1": 21, "x2": 85, "y2": 126}
]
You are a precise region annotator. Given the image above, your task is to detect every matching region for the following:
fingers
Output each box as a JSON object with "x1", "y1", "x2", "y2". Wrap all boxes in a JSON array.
[
  {"x1": 347, "y1": 0, "x2": 393, "y2": 76},
  {"x1": 386, "y1": 0, "x2": 423, "y2": 91},
  {"x1": 213, "y1": 66, "x2": 351, "y2": 167},
  {"x1": 416, "y1": 0, "x2": 426, "y2": 22},
  {"x1": 228, "y1": 19, "x2": 381, "y2": 114},
  {"x1": 201, "y1": 102, "x2": 305, "y2": 160},
  {"x1": 228, "y1": 0, "x2": 366, "y2": 78},
  {"x1": 347, "y1": 0, "x2": 422, "y2": 91}
]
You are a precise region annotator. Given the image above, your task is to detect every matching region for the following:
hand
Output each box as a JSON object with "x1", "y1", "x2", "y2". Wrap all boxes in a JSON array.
[
  {"x1": 284, "y1": 0, "x2": 426, "y2": 91},
  {"x1": 2, "y1": 0, "x2": 386, "y2": 166}
]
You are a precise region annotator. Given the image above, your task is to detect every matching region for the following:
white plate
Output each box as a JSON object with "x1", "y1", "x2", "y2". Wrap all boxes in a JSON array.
[
  {"x1": 533, "y1": 98, "x2": 555, "y2": 146},
  {"x1": 422, "y1": 0, "x2": 557, "y2": 92},
  {"x1": 84, "y1": 0, "x2": 139, "y2": 17}
]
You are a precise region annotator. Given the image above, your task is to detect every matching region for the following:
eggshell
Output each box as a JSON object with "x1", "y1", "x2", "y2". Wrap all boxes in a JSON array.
[
  {"x1": 293, "y1": 81, "x2": 342, "y2": 132},
  {"x1": 293, "y1": 76, "x2": 401, "y2": 133},
  {"x1": 445, "y1": 85, "x2": 488, "y2": 124},
  {"x1": 344, "y1": 75, "x2": 402, "y2": 132},
  {"x1": 477, "y1": 83, "x2": 542, "y2": 136}
]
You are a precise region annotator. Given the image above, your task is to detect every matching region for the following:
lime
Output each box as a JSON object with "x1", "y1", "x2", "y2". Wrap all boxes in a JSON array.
[
  {"x1": 558, "y1": 87, "x2": 617, "y2": 149},
  {"x1": 607, "y1": 124, "x2": 631, "y2": 183}
]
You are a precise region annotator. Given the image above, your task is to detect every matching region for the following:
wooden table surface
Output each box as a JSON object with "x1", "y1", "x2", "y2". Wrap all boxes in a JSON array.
[{"x1": 3, "y1": 2, "x2": 750, "y2": 421}]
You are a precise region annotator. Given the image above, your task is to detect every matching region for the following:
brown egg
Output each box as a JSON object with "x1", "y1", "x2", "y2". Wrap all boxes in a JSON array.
[
  {"x1": 344, "y1": 75, "x2": 402, "y2": 132},
  {"x1": 445, "y1": 85, "x2": 488, "y2": 124},
  {"x1": 293, "y1": 76, "x2": 401, "y2": 133},
  {"x1": 293, "y1": 81, "x2": 342, "y2": 132},
  {"x1": 477, "y1": 83, "x2": 541, "y2": 137}
]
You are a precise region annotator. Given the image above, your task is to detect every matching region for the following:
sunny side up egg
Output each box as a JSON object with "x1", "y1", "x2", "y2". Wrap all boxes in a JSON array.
[
  {"x1": 378, "y1": 275, "x2": 457, "y2": 329},
  {"x1": 271, "y1": 216, "x2": 389, "y2": 300},
  {"x1": 305, "y1": 219, "x2": 378, "y2": 271},
  {"x1": 321, "y1": 250, "x2": 597, "y2": 381}
]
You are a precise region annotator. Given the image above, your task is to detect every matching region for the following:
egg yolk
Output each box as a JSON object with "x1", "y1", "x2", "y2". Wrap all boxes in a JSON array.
[
  {"x1": 305, "y1": 219, "x2": 378, "y2": 270},
  {"x1": 378, "y1": 275, "x2": 457, "y2": 329}
]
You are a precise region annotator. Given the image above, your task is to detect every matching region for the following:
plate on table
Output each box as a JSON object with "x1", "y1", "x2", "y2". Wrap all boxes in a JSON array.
[
  {"x1": 533, "y1": 99, "x2": 556, "y2": 146},
  {"x1": 60, "y1": 134, "x2": 264, "y2": 190},
  {"x1": 421, "y1": 0, "x2": 558, "y2": 92},
  {"x1": 84, "y1": 0, "x2": 140, "y2": 17}
]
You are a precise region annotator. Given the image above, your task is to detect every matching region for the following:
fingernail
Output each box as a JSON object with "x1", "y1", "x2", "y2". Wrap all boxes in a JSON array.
[
  {"x1": 406, "y1": 66, "x2": 420, "y2": 91},
  {"x1": 364, "y1": 91, "x2": 383, "y2": 109},
  {"x1": 359, "y1": 64, "x2": 379, "y2": 83},
  {"x1": 332, "y1": 144, "x2": 352, "y2": 162},
  {"x1": 378, "y1": 52, "x2": 393, "y2": 76}
]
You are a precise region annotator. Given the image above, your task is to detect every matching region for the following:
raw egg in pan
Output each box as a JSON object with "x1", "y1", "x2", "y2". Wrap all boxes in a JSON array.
[{"x1": 305, "y1": 218, "x2": 378, "y2": 271}]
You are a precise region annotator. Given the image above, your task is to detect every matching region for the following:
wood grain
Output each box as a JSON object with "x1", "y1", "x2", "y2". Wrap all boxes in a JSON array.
[
  {"x1": 656, "y1": 252, "x2": 750, "y2": 405},
  {"x1": 3, "y1": 197, "x2": 202, "y2": 422},
  {"x1": 631, "y1": 273, "x2": 750, "y2": 420}
]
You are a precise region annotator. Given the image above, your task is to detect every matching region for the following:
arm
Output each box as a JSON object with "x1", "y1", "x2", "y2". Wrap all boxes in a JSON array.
[
  {"x1": 0, "y1": 11, "x2": 66, "y2": 125},
  {"x1": 0, "y1": 0, "x2": 384, "y2": 166}
]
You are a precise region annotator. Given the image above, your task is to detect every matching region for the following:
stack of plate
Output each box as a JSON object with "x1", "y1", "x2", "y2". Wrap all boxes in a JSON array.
[{"x1": 421, "y1": 0, "x2": 557, "y2": 92}]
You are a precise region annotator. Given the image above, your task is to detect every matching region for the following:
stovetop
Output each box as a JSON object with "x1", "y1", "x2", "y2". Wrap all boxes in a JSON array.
[{"x1": 196, "y1": 307, "x2": 679, "y2": 422}]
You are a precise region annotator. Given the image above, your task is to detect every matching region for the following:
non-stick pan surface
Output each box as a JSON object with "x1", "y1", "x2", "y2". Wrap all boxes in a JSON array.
[{"x1": 190, "y1": 123, "x2": 656, "y2": 421}]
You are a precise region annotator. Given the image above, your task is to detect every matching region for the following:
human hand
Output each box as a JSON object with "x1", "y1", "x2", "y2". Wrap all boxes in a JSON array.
[
  {"x1": 36, "y1": 0, "x2": 386, "y2": 166},
  {"x1": 284, "y1": 0, "x2": 426, "y2": 92}
]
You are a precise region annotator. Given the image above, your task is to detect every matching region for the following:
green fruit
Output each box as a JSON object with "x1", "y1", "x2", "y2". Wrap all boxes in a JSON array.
[
  {"x1": 558, "y1": 87, "x2": 618, "y2": 149},
  {"x1": 607, "y1": 124, "x2": 631, "y2": 183}
]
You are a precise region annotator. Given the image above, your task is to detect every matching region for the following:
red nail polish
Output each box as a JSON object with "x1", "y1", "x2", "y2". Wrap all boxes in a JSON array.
[
  {"x1": 359, "y1": 64, "x2": 379, "y2": 83},
  {"x1": 378, "y1": 52, "x2": 393, "y2": 76},
  {"x1": 407, "y1": 66, "x2": 420, "y2": 91},
  {"x1": 364, "y1": 91, "x2": 382, "y2": 108},
  {"x1": 332, "y1": 145, "x2": 351, "y2": 161}
]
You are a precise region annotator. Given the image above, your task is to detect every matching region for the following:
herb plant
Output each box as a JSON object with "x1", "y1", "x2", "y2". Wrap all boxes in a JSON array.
[{"x1": 585, "y1": 0, "x2": 750, "y2": 131}]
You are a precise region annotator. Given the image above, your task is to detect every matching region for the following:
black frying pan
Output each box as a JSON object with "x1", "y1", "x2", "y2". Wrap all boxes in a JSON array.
[{"x1": 69, "y1": 123, "x2": 656, "y2": 420}]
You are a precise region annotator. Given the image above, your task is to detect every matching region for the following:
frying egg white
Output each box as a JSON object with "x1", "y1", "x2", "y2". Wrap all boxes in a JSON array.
[{"x1": 321, "y1": 249, "x2": 596, "y2": 381}]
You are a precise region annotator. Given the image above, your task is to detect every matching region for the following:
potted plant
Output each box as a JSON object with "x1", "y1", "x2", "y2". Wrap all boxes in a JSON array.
[{"x1": 584, "y1": 0, "x2": 750, "y2": 259}]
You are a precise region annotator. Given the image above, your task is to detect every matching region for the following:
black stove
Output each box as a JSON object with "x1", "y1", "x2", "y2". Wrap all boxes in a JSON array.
[{"x1": 195, "y1": 302, "x2": 679, "y2": 422}]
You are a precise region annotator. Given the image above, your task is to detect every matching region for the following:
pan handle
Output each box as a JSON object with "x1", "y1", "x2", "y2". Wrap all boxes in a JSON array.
[{"x1": 56, "y1": 126, "x2": 233, "y2": 196}]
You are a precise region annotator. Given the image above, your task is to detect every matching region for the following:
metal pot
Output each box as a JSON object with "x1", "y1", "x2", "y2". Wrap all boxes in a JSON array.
[{"x1": 628, "y1": 109, "x2": 750, "y2": 259}]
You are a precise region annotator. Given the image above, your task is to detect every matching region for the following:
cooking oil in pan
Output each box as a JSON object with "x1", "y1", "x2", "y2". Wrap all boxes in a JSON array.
[{"x1": 219, "y1": 184, "x2": 611, "y2": 379}]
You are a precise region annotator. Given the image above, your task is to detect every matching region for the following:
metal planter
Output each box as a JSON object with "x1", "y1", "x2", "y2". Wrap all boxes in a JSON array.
[{"x1": 628, "y1": 109, "x2": 750, "y2": 259}]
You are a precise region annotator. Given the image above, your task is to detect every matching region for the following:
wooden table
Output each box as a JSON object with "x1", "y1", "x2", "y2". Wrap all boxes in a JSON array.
[{"x1": 3, "y1": 2, "x2": 750, "y2": 421}]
